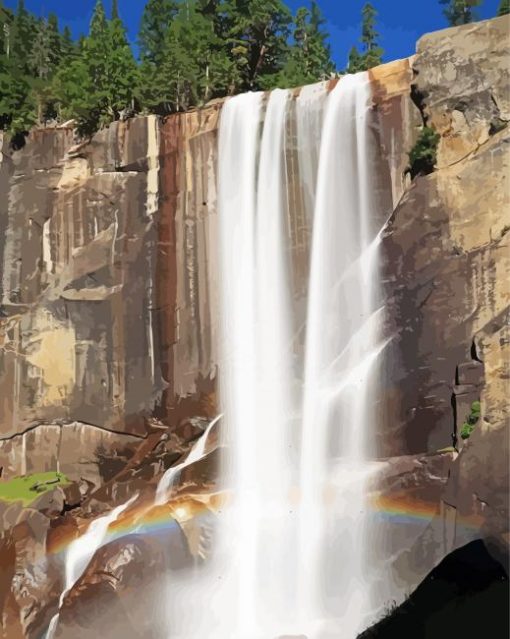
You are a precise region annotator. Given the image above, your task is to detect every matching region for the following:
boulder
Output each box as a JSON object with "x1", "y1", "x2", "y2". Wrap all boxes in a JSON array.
[{"x1": 55, "y1": 525, "x2": 192, "y2": 639}]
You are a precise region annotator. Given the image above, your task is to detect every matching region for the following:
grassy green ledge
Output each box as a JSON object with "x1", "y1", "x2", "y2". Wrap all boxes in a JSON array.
[{"x1": 0, "y1": 472, "x2": 70, "y2": 506}]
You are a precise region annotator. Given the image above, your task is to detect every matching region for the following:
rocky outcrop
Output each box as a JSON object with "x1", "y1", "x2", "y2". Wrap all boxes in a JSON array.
[
  {"x1": 54, "y1": 526, "x2": 192, "y2": 639},
  {"x1": 379, "y1": 16, "x2": 509, "y2": 456},
  {"x1": 0, "y1": 422, "x2": 142, "y2": 484},
  {"x1": 371, "y1": 15, "x2": 510, "y2": 607}
]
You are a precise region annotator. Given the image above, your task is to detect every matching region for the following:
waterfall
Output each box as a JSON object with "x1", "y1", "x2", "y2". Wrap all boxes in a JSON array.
[
  {"x1": 216, "y1": 91, "x2": 261, "y2": 636},
  {"x1": 214, "y1": 72, "x2": 386, "y2": 638},
  {"x1": 297, "y1": 72, "x2": 385, "y2": 637}
]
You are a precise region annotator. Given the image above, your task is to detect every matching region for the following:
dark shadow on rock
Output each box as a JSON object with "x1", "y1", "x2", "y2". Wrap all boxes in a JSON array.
[{"x1": 358, "y1": 540, "x2": 509, "y2": 639}]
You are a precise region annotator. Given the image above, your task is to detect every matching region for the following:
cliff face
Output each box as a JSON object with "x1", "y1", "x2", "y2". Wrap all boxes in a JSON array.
[
  {"x1": 0, "y1": 109, "x2": 220, "y2": 483},
  {"x1": 0, "y1": 15, "x2": 508, "y2": 639},
  {"x1": 380, "y1": 17, "x2": 509, "y2": 457}
]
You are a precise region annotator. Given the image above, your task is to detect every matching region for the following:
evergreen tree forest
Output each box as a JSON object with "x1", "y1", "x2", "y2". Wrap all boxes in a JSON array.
[
  {"x1": 0, "y1": 0, "x2": 501, "y2": 142},
  {"x1": 0, "y1": 0, "x2": 335, "y2": 140}
]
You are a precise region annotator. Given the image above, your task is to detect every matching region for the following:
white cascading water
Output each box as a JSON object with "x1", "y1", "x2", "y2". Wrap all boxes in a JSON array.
[
  {"x1": 213, "y1": 72, "x2": 386, "y2": 638},
  {"x1": 251, "y1": 87, "x2": 296, "y2": 631},
  {"x1": 297, "y1": 73, "x2": 386, "y2": 637},
  {"x1": 295, "y1": 81, "x2": 328, "y2": 223},
  {"x1": 155, "y1": 413, "x2": 223, "y2": 505},
  {"x1": 46, "y1": 495, "x2": 137, "y2": 638}
]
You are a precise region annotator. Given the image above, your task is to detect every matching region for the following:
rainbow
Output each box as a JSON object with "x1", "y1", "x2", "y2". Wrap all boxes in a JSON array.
[
  {"x1": 47, "y1": 493, "x2": 224, "y2": 556},
  {"x1": 47, "y1": 490, "x2": 482, "y2": 557},
  {"x1": 370, "y1": 493, "x2": 483, "y2": 531}
]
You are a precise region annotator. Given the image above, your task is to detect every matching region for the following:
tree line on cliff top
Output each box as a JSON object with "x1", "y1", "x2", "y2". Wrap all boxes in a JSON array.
[{"x1": 0, "y1": 0, "x2": 508, "y2": 143}]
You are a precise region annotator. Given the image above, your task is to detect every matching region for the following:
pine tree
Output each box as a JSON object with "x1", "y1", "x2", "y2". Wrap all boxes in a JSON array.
[
  {"x1": 111, "y1": 0, "x2": 120, "y2": 20},
  {"x1": 360, "y1": 2, "x2": 383, "y2": 67},
  {"x1": 61, "y1": 26, "x2": 76, "y2": 59},
  {"x1": 347, "y1": 45, "x2": 364, "y2": 74},
  {"x1": 0, "y1": 1, "x2": 37, "y2": 135},
  {"x1": 0, "y1": 3, "x2": 14, "y2": 58},
  {"x1": 225, "y1": 0, "x2": 292, "y2": 91},
  {"x1": 0, "y1": 57, "x2": 35, "y2": 137},
  {"x1": 361, "y1": 3, "x2": 378, "y2": 49},
  {"x1": 83, "y1": 0, "x2": 110, "y2": 124},
  {"x1": 159, "y1": 1, "x2": 229, "y2": 111},
  {"x1": 347, "y1": 2, "x2": 383, "y2": 73},
  {"x1": 29, "y1": 18, "x2": 52, "y2": 79},
  {"x1": 497, "y1": 0, "x2": 509, "y2": 15},
  {"x1": 27, "y1": 18, "x2": 53, "y2": 123},
  {"x1": 279, "y1": 2, "x2": 334, "y2": 87},
  {"x1": 439, "y1": 0, "x2": 482, "y2": 26},
  {"x1": 47, "y1": 13, "x2": 62, "y2": 66},
  {"x1": 53, "y1": 0, "x2": 137, "y2": 133},
  {"x1": 106, "y1": 0, "x2": 139, "y2": 117},
  {"x1": 138, "y1": 0, "x2": 179, "y2": 64},
  {"x1": 52, "y1": 55, "x2": 96, "y2": 130},
  {"x1": 11, "y1": 0, "x2": 37, "y2": 70}
]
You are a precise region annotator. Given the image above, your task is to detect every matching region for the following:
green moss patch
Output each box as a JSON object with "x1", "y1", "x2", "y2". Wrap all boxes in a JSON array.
[{"x1": 0, "y1": 472, "x2": 70, "y2": 506}]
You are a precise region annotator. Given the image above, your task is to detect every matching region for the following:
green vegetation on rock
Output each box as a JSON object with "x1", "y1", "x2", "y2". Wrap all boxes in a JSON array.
[
  {"x1": 409, "y1": 126, "x2": 440, "y2": 178},
  {"x1": 460, "y1": 400, "x2": 481, "y2": 440},
  {"x1": 0, "y1": 471, "x2": 70, "y2": 505}
]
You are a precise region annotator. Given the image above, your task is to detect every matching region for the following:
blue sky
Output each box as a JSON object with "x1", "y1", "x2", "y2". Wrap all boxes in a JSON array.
[{"x1": 3, "y1": 0, "x2": 501, "y2": 67}]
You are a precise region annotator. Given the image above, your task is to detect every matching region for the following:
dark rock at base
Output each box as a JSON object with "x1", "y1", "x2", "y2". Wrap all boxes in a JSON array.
[{"x1": 358, "y1": 540, "x2": 509, "y2": 639}]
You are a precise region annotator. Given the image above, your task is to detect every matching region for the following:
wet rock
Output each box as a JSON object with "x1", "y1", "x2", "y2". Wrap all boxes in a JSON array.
[
  {"x1": 0, "y1": 518, "x2": 63, "y2": 639},
  {"x1": 14, "y1": 509, "x2": 50, "y2": 544},
  {"x1": 1, "y1": 502, "x2": 24, "y2": 533},
  {"x1": 179, "y1": 447, "x2": 221, "y2": 491},
  {"x1": 55, "y1": 526, "x2": 192, "y2": 639},
  {"x1": 46, "y1": 514, "x2": 80, "y2": 555},
  {"x1": 32, "y1": 487, "x2": 65, "y2": 517},
  {"x1": 63, "y1": 482, "x2": 82, "y2": 509}
]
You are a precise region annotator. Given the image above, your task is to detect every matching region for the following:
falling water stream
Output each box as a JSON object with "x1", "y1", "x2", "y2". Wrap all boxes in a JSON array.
[{"x1": 214, "y1": 71, "x2": 387, "y2": 639}]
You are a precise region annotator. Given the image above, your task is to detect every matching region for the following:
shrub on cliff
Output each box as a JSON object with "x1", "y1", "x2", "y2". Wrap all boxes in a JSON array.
[
  {"x1": 408, "y1": 126, "x2": 440, "y2": 178},
  {"x1": 460, "y1": 400, "x2": 481, "y2": 440}
]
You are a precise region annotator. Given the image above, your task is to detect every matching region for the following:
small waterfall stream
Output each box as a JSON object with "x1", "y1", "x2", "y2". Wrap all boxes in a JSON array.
[
  {"x1": 155, "y1": 414, "x2": 223, "y2": 505},
  {"x1": 46, "y1": 495, "x2": 137, "y2": 638}
]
